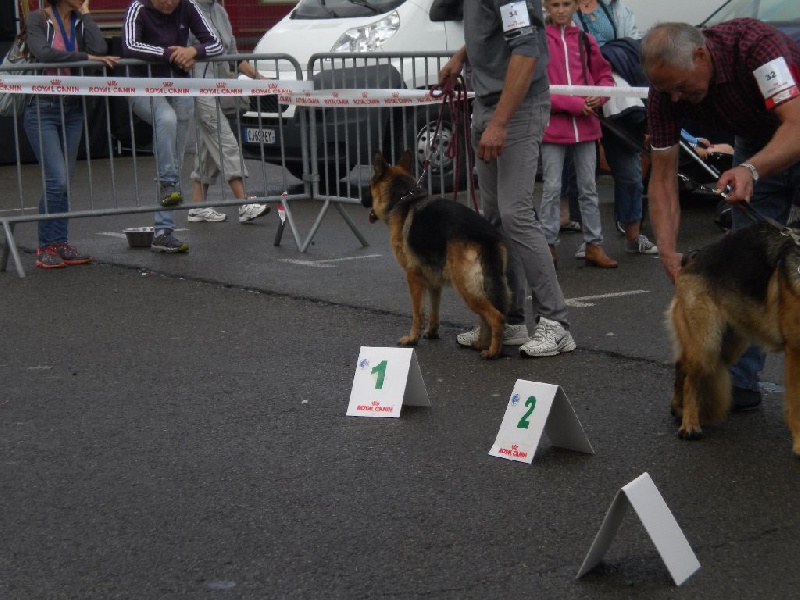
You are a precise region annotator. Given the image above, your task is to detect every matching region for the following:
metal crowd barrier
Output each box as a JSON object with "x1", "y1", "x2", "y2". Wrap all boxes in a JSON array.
[
  {"x1": 297, "y1": 51, "x2": 471, "y2": 252},
  {"x1": 0, "y1": 50, "x2": 473, "y2": 277},
  {"x1": 0, "y1": 53, "x2": 305, "y2": 278}
]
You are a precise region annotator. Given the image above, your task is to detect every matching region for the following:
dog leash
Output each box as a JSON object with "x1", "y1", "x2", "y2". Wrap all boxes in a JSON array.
[{"x1": 425, "y1": 76, "x2": 479, "y2": 211}]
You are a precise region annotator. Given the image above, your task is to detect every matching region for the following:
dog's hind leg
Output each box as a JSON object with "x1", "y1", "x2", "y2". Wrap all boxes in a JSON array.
[
  {"x1": 784, "y1": 345, "x2": 800, "y2": 456},
  {"x1": 423, "y1": 286, "x2": 441, "y2": 340},
  {"x1": 399, "y1": 270, "x2": 426, "y2": 347}
]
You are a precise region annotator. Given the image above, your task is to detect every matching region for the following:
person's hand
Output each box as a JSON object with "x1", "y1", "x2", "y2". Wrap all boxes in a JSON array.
[
  {"x1": 716, "y1": 164, "x2": 755, "y2": 203},
  {"x1": 88, "y1": 54, "x2": 119, "y2": 69},
  {"x1": 582, "y1": 96, "x2": 601, "y2": 115},
  {"x1": 478, "y1": 120, "x2": 506, "y2": 163},
  {"x1": 168, "y1": 46, "x2": 198, "y2": 72},
  {"x1": 660, "y1": 250, "x2": 683, "y2": 284},
  {"x1": 439, "y1": 51, "x2": 465, "y2": 86},
  {"x1": 79, "y1": 0, "x2": 90, "y2": 15}
]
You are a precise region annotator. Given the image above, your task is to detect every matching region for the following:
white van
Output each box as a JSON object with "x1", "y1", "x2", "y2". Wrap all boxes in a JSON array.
[{"x1": 240, "y1": 0, "x2": 468, "y2": 192}]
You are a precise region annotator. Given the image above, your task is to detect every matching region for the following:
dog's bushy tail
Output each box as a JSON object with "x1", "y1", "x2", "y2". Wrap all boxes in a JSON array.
[{"x1": 482, "y1": 242, "x2": 511, "y2": 317}]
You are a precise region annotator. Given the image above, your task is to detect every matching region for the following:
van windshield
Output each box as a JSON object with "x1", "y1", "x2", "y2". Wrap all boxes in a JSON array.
[
  {"x1": 293, "y1": 0, "x2": 408, "y2": 20},
  {"x1": 701, "y1": 0, "x2": 800, "y2": 26}
]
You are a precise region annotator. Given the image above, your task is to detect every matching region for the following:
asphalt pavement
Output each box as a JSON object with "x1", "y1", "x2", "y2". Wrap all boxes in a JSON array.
[{"x1": 1, "y1": 159, "x2": 798, "y2": 599}]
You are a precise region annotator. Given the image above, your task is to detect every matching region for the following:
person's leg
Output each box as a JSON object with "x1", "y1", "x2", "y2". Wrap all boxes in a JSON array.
[
  {"x1": 539, "y1": 143, "x2": 565, "y2": 248},
  {"x1": 472, "y1": 99, "x2": 526, "y2": 326},
  {"x1": 130, "y1": 96, "x2": 178, "y2": 233},
  {"x1": 573, "y1": 141, "x2": 602, "y2": 245},
  {"x1": 456, "y1": 98, "x2": 527, "y2": 348},
  {"x1": 188, "y1": 98, "x2": 227, "y2": 222},
  {"x1": 729, "y1": 137, "x2": 794, "y2": 407},
  {"x1": 494, "y1": 93, "x2": 570, "y2": 333},
  {"x1": 24, "y1": 100, "x2": 65, "y2": 247}
]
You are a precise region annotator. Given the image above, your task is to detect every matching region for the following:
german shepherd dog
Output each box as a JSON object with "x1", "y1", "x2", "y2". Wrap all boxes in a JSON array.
[
  {"x1": 667, "y1": 220, "x2": 800, "y2": 455},
  {"x1": 361, "y1": 150, "x2": 511, "y2": 359}
]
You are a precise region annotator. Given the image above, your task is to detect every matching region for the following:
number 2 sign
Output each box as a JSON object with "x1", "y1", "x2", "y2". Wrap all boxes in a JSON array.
[
  {"x1": 346, "y1": 347, "x2": 430, "y2": 418},
  {"x1": 489, "y1": 379, "x2": 594, "y2": 464}
]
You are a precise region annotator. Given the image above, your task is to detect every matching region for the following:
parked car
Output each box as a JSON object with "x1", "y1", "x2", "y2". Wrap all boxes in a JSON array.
[{"x1": 240, "y1": 0, "x2": 468, "y2": 193}]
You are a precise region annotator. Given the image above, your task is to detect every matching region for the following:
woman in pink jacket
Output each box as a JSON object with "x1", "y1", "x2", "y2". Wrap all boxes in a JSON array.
[{"x1": 541, "y1": 0, "x2": 617, "y2": 268}]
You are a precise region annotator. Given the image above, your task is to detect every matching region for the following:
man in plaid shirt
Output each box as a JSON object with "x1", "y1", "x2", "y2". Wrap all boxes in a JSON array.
[{"x1": 641, "y1": 19, "x2": 800, "y2": 410}]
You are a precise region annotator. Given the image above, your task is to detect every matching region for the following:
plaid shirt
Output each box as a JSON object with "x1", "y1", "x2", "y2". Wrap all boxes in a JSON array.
[{"x1": 647, "y1": 18, "x2": 800, "y2": 149}]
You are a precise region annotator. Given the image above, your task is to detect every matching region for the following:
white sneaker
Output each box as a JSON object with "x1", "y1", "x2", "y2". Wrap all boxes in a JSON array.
[
  {"x1": 188, "y1": 207, "x2": 226, "y2": 222},
  {"x1": 625, "y1": 234, "x2": 658, "y2": 255},
  {"x1": 574, "y1": 242, "x2": 586, "y2": 259},
  {"x1": 519, "y1": 317, "x2": 576, "y2": 357},
  {"x1": 239, "y1": 203, "x2": 271, "y2": 223},
  {"x1": 456, "y1": 323, "x2": 529, "y2": 347}
]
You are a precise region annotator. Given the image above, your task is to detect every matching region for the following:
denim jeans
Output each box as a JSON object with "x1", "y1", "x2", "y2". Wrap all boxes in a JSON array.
[
  {"x1": 23, "y1": 96, "x2": 83, "y2": 248},
  {"x1": 728, "y1": 137, "x2": 800, "y2": 391},
  {"x1": 541, "y1": 142, "x2": 603, "y2": 246},
  {"x1": 129, "y1": 96, "x2": 194, "y2": 232},
  {"x1": 472, "y1": 92, "x2": 570, "y2": 329},
  {"x1": 600, "y1": 113, "x2": 644, "y2": 225}
]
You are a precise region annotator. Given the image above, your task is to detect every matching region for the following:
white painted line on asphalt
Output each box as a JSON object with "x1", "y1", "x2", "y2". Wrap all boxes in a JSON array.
[
  {"x1": 279, "y1": 254, "x2": 383, "y2": 268},
  {"x1": 566, "y1": 289, "x2": 649, "y2": 308}
]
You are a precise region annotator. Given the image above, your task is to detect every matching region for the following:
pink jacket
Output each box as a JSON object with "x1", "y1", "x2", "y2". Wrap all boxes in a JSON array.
[{"x1": 544, "y1": 23, "x2": 614, "y2": 144}]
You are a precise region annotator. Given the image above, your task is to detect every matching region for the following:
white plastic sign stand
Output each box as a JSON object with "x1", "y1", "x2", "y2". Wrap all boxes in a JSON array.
[
  {"x1": 576, "y1": 472, "x2": 701, "y2": 586},
  {"x1": 346, "y1": 346, "x2": 430, "y2": 418},
  {"x1": 488, "y1": 379, "x2": 593, "y2": 463}
]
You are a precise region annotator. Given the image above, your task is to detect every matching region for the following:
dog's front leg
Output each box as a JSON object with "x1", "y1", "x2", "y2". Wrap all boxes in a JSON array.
[
  {"x1": 784, "y1": 345, "x2": 800, "y2": 456},
  {"x1": 399, "y1": 271, "x2": 426, "y2": 347},
  {"x1": 423, "y1": 286, "x2": 441, "y2": 339}
]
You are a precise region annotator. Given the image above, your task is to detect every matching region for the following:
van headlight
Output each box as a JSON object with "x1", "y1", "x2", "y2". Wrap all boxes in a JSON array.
[{"x1": 330, "y1": 11, "x2": 400, "y2": 53}]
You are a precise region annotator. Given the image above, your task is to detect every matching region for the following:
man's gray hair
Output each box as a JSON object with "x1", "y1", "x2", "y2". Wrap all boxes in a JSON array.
[{"x1": 640, "y1": 22, "x2": 706, "y2": 72}]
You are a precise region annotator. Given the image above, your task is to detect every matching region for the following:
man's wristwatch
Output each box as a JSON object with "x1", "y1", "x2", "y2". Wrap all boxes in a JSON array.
[{"x1": 739, "y1": 162, "x2": 760, "y2": 182}]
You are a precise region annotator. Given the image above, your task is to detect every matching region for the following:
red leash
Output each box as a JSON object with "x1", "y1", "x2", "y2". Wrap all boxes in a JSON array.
[{"x1": 424, "y1": 77, "x2": 479, "y2": 211}]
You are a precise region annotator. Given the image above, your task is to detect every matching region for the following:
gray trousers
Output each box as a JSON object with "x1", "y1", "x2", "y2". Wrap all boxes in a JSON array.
[
  {"x1": 472, "y1": 92, "x2": 570, "y2": 329},
  {"x1": 540, "y1": 141, "x2": 603, "y2": 246},
  {"x1": 190, "y1": 96, "x2": 249, "y2": 186}
]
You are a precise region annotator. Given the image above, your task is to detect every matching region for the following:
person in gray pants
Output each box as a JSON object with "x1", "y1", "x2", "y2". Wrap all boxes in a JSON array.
[{"x1": 440, "y1": 0, "x2": 575, "y2": 357}]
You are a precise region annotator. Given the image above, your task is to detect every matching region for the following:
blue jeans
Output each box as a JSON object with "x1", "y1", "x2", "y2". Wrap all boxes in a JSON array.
[
  {"x1": 23, "y1": 96, "x2": 83, "y2": 248},
  {"x1": 600, "y1": 115, "x2": 644, "y2": 225},
  {"x1": 129, "y1": 96, "x2": 194, "y2": 232},
  {"x1": 541, "y1": 142, "x2": 603, "y2": 246},
  {"x1": 729, "y1": 137, "x2": 800, "y2": 391}
]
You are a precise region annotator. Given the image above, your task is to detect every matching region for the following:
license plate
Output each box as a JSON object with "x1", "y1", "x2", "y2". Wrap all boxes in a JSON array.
[{"x1": 244, "y1": 127, "x2": 276, "y2": 144}]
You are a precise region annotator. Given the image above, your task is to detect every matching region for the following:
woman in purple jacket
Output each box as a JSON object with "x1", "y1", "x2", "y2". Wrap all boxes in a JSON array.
[{"x1": 540, "y1": 0, "x2": 617, "y2": 268}]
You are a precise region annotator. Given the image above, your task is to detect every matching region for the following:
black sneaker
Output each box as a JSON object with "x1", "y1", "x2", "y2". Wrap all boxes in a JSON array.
[
  {"x1": 731, "y1": 386, "x2": 762, "y2": 411},
  {"x1": 159, "y1": 182, "x2": 183, "y2": 207},
  {"x1": 151, "y1": 229, "x2": 189, "y2": 253},
  {"x1": 55, "y1": 242, "x2": 92, "y2": 265},
  {"x1": 36, "y1": 245, "x2": 65, "y2": 269}
]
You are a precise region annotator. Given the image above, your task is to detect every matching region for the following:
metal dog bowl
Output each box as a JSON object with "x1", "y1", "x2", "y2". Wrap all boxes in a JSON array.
[{"x1": 123, "y1": 227, "x2": 154, "y2": 248}]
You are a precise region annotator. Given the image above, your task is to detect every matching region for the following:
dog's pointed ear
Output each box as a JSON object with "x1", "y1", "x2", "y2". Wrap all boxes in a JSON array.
[
  {"x1": 398, "y1": 149, "x2": 414, "y2": 175},
  {"x1": 373, "y1": 150, "x2": 388, "y2": 178}
]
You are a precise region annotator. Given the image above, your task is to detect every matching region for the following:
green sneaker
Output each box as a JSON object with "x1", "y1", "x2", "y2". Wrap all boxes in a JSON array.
[
  {"x1": 159, "y1": 182, "x2": 183, "y2": 207},
  {"x1": 151, "y1": 230, "x2": 189, "y2": 253}
]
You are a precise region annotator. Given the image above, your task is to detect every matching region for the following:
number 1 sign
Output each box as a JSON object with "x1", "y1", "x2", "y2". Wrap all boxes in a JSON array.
[
  {"x1": 346, "y1": 347, "x2": 430, "y2": 418},
  {"x1": 489, "y1": 379, "x2": 594, "y2": 463}
]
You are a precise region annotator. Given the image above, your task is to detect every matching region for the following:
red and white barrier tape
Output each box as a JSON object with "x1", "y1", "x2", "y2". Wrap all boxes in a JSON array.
[{"x1": 0, "y1": 74, "x2": 649, "y2": 104}]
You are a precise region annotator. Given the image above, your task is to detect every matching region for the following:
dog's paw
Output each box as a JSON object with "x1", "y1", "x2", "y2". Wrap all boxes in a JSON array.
[
  {"x1": 422, "y1": 330, "x2": 439, "y2": 340},
  {"x1": 677, "y1": 427, "x2": 703, "y2": 441},
  {"x1": 397, "y1": 337, "x2": 419, "y2": 347},
  {"x1": 480, "y1": 349, "x2": 501, "y2": 360}
]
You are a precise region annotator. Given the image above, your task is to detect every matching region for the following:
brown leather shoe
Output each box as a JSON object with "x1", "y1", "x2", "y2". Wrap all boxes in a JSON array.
[
  {"x1": 548, "y1": 244, "x2": 558, "y2": 268},
  {"x1": 584, "y1": 243, "x2": 618, "y2": 268}
]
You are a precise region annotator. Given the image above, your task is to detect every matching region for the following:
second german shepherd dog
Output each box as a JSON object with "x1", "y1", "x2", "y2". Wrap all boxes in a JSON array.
[
  {"x1": 667, "y1": 220, "x2": 800, "y2": 455},
  {"x1": 361, "y1": 150, "x2": 510, "y2": 359}
]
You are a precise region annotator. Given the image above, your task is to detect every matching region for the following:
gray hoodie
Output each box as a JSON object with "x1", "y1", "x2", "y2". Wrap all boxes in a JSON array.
[{"x1": 192, "y1": 0, "x2": 237, "y2": 79}]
